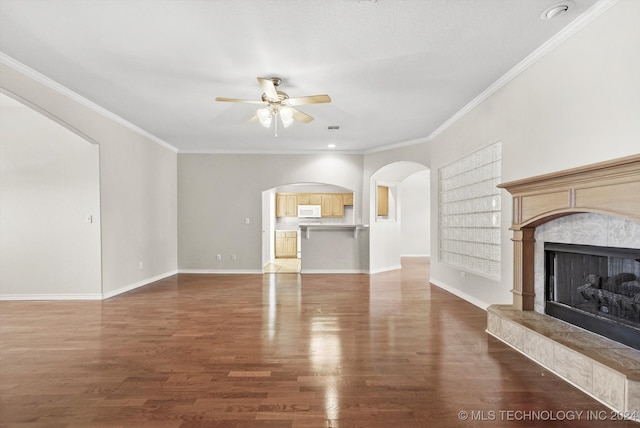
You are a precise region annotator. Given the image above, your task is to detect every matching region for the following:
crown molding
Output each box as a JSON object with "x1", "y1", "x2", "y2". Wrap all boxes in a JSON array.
[
  {"x1": 366, "y1": 0, "x2": 620, "y2": 155},
  {"x1": 0, "y1": 52, "x2": 178, "y2": 153},
  {"x1": 424, "y1": 0, "x2": 619, "y2": 143},
  {"x1": 1, "y1": 0, "x2": 618, "y2": 157},
  {"x1": 178, "y1": 148, "x2": 365, "y2": 155},
  {"x1": 364, "y1": 136, "x2": 431, "y2": 155}
]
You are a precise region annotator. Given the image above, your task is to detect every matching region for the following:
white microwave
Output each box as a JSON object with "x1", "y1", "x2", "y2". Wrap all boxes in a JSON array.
[{"x1": 298, "y1": 205, "x2": 321, "y2": 218}]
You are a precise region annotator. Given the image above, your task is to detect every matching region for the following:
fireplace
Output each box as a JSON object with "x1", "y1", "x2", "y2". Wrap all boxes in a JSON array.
[
  {"x1": 544, "y1": 242, "x2": 640, "y2": 350},
  {"x1": 489, "y1": 155, "x2": 640, "y2": 420}
]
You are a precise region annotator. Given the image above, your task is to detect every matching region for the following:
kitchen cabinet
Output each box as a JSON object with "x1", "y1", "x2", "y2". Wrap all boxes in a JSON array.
[
  {"x1": 321, "y1": 194, "x2": 344, "y2": 217},
  {"x1": 275, "y1": 231, "x2": 297, "y2": 258},
  {"x1": 276, "y1": 193, "x2": 298, "y2": 217},
  {"x1": 309, "y1": 194, "x2": 322, "y2": 205},
  {"x1": 377, "y1": 186, "x2": 389, "y2": 216},
  {"x1": 276, "y1": 192, "x2": 350, "y2": 217}
]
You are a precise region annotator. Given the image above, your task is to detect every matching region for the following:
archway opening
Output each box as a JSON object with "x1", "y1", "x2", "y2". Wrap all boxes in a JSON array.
[
  {"x1": 369, "y1": 161, "x2": 430, "y2": 274},
  {"x1": 261, "y1": 182, "x2": 355, "y2": 273}
]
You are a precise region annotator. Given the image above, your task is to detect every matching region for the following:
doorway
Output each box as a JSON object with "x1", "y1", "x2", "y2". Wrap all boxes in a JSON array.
[
  {"x1": 261, "y1": 182, "x2": 355, "y2": 274},
  {"x1": 369, "y1": 162, "x2": 430, "y2": 273}
]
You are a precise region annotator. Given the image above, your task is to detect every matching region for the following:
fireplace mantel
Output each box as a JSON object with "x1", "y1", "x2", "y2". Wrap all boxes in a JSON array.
[{"x1": 498, "y1": 154, "x2": 640, "y2": 310}]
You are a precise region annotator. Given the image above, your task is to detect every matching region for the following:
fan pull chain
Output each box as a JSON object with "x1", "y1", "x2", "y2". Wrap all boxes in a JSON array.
[{"x1": 274, "y1": 111, "x2": 278, "y2": 138}]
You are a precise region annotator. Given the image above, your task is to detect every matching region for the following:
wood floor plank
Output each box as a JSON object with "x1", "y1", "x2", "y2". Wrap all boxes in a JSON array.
[{"x1": 1, "y1": 258, "x2": 638, "y2": 427}]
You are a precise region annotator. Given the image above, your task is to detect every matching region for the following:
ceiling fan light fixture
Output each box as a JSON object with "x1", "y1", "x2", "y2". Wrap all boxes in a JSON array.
[
  {"x1": 256, "y1": 107, "x2": 272, "y2": 128},
  {"x1": 280, "y1": 107, "x2": 294, "y2": 128},
  {"x1": 217, "y1": 77, "x2": 331, "y2": 134}
]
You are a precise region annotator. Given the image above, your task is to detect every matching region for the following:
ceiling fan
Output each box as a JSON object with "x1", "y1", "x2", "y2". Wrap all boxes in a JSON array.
[{"x1": 215, "y1": 77, "x2": 331, "y2": 135}]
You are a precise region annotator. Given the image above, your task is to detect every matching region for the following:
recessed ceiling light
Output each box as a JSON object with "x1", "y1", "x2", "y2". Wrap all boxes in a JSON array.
[
  {"x1": 328, "y1": 144, "x2": 336, "y2": 148},
  {"x1": 541, "y1": 1, "x2": 574, "y2": 20}
]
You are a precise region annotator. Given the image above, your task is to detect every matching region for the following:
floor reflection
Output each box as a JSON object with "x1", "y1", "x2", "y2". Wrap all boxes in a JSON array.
[{"x1": 2, "y1": 259, "x2": 630, "y2": 426}]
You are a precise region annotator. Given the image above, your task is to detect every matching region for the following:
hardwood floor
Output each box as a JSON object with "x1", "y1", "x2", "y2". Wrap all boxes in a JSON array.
[{"x1": 1, "y1": 258, "x2": 637, "y2": 427}]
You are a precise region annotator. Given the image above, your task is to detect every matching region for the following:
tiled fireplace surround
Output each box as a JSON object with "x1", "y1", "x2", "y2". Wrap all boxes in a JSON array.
[{"x1": 486, "y1": 154, "x2": 640, "y2": 421}]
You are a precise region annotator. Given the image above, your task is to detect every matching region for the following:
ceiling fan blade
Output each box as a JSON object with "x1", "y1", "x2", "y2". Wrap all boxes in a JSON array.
[
  {"x1": 215, "y1": 97, "x2": 266, "y2": 104},
  {"x1": 249, "y1": 115, "x2": 259, "y2": 123},
  {"x1": 290, "y1": 108, "x2": 314, "y2": 123},
  {"x1": 284, "y1": 95, "x2": 331, "y2": 106},
  {"x1": 257, "y1": 77, "x2": 280, "y2": 102}
]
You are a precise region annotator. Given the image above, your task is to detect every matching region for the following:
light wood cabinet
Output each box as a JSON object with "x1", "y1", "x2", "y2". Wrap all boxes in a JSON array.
[
  {"x1": 321, "y1": 194, "x2": 344, "y2": 217},
  {"x1": 331, "y1": 194, "x2": 344, "y2": 216},
  {"x1": 276, "y1": 192, "x2": 351, "y2": 217},
  {"x1": 275, "y1": 231, "x2": 297, "y2": 258},
  {"x1": 309, "y1": 194, "x2": 322, "y2": 205},
  {"x1": 276, "y1": 193, "x2": 298, "y2": 217},
  {"x1": 276, "y1": 194, "x2": 287, "y2": 217},
  {"x1": 377, "y1": 186, "x2": 389, "y2": 216}
]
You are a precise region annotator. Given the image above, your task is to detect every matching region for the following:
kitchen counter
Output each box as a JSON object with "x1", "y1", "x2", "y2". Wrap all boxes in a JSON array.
[{"x1": 298, "y1": 223, "x2": 369, "y2": 239}]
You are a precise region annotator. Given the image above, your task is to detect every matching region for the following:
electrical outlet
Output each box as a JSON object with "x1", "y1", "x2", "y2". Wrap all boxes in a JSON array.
[
  {"x1": 232, "y1": 254, "x2": 237, "y2": 261},
  {"x1": 460, "y1": 271, "x2": 466, "y2": 278},
  {"x1": 139, "y1": 261, "x2": 144, "y2": 269},
  {"x1": 245, "y1": 218, "x2": 250, "y2": 224},
  {"x1": 217, "y1": 254, "x2": 222, "y2": 261}
]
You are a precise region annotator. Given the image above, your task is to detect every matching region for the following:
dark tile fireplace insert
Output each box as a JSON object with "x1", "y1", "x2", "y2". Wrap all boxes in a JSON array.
[{"x1": 545, "y1": 242, "x2": 640, "y2": 350}]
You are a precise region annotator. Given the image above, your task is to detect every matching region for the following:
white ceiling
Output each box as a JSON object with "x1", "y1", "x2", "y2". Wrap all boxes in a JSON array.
[{"x1": 0, "y1": 0, "x2": 599, "y2": 153}]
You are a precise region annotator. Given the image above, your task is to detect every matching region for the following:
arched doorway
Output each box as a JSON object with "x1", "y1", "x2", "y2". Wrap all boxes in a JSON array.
[
  {"x1": 261, "y1": 182, "x2": 356, "y2": 273},
  {"x1": 369, "y1": 161, "x2": 430, "y2": 273}
]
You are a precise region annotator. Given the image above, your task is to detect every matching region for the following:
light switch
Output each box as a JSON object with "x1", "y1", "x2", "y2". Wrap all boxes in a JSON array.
[{"x1": 245, "y1": 218, "x2": 250, "y2": 224}]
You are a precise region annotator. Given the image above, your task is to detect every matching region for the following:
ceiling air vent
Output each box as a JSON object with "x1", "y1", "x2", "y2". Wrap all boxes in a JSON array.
[{"x1": 327, "y1": 125, "x2": 340, "y2": 131}]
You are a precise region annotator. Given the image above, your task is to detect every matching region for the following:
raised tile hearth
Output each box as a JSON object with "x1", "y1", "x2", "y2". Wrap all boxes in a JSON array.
[
  {"x1": 487, "y1": 304, "x2": 640, "y2": 422},
  {"x1": 491, "y1": 155, "x2": 640, "y2": 421}
]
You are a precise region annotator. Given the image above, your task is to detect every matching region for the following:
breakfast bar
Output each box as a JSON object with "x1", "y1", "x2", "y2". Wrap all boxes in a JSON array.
[{"x1": 298, "y1": 224, "x2": 369, "y2": 273}]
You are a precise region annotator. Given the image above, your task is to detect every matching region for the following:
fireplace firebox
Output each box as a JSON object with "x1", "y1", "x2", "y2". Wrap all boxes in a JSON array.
[{"x1": 545, "y1": 242, "x2": 640, "y2": 350}]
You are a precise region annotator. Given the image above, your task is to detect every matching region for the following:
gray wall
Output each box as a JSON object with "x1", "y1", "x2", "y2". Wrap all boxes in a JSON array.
[{"x1": 178, "y1": 153, "x2": 364, "y2": 270}]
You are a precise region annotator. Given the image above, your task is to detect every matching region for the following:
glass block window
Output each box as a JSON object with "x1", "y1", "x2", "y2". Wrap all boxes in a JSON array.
[{"x1": 439, "y1": 142, "x2": 502, "y2": 279}]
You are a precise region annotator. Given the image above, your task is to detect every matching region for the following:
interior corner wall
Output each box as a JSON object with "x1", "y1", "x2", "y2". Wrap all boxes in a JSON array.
[
  {"x1": 0, "y1": 62, "x2": 178, "y2": 297},
  {"x1": 400, "y1": 170, "x2": 430, "y2": 257},
  {"x1": 427, "y1": 0, "x2": 640, "y2": 308},
  {"x1": 0, "y1": 94, "x2": 101, "y2": 297}
]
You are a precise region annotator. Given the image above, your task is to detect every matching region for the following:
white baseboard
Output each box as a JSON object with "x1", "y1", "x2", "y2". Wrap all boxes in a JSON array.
[
  {"x1": 178, "y1": 269, "x2": 263, "y2": 274},
  {"x1": 400, "y1": 254, "x2": 430, "y2": 258},
  {"x1": 369, "y1": 264, "x2": 402, "y2": 274},
  {"x1": 0, "y1": 293, "x2": 102, "y2": 301},
  {"x1": 301, "y1": 269, "x2": 369, "y2": 274},
  {"x1": 429, "y1": 278, "x2": 489, "y2": 310},
  {"x1": 102, "y1": 270, "x2": 178, "y2": 299}
]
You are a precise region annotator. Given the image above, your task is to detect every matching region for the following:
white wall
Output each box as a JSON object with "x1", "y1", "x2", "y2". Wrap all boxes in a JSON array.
[
  {"x1": 0, "y1": 94, "x2": 101, "y2": 298},
  {"x1": 1, "y1": 0, "x2": 636, "y2": 304},
  {"x1": 368, "y1": 161, "x2": 428, "y2": 273},
  {"x1": 1, "y1": 58, "x2": 178, "y2": 297},
  {"x1": 400, "y1": 170, "x2": 430, "y2": 257},
  {"x1": 363, "y1": 0, "x2": 640, "y2": 308},
  {"x1": 427, "y1": 0, "x2": 640, "y2": 308}
]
